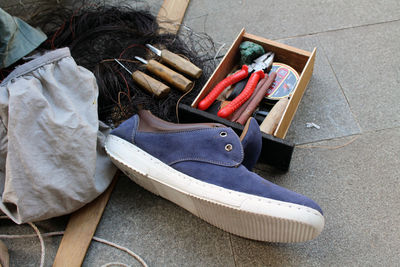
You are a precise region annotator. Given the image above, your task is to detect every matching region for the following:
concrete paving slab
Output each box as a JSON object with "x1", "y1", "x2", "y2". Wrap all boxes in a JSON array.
[
  {"x1": 0, "y1": 216, "x2": 67, "y2": 267},
  {"x1": 1, "y1": 1, "x2": 399, "y2": 266},
  {"x1": 317, "y1": 20, "x2": 400, "y2": 132},
  {"x1": 184, "y1": 0, "x2": 400, "y2": 44},
  {"x1": 234, "y1": 127, "x2": 400, "y2": 266},
  {"x1": 276, "y1": 36, "x2": 361, "y2": 144},
  {"x1": 83, "y1": 175, "x2": 235, "y2": 267}
]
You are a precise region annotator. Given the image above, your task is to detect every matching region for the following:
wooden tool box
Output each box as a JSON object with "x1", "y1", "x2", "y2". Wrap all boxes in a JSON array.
[{"x1": 179, "y1": 29, "x2": 316, "y2": 171}]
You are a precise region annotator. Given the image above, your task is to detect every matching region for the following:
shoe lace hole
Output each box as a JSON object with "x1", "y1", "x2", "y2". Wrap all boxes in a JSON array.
[
  {"x1": 220, "y1": 131, "x2": 227, "y2": 137},
  {"x1": 225, "y1": 144, "x2": 233, "y2": 151}
]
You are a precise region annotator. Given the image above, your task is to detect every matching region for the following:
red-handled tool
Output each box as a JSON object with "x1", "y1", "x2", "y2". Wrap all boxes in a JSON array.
[
  {"x1": 218, "y1": 70, "x2": 265, "y2": 118},
  {"x1": 197, "y1": 52, "x2": 274, "y2": 113},
  {"x1": 198, "y1": 65, "x2": 249, "y2": 110}
]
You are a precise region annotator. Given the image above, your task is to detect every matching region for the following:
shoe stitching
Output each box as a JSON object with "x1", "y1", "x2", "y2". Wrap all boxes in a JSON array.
[
  {"x1": 118, "y1": 162, "x2": 321, "y2": 234},
  {"x1": 107, "y1": 136, "x2": 322, "y2": 217},
  {"x1": 110, "y1": 136, "x2": 322, "y2": 217}
]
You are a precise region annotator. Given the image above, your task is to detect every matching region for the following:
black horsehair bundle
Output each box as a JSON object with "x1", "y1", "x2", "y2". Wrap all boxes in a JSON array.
[{"x1": 5, "y1": 1, "x2": 219, "y2": 124}]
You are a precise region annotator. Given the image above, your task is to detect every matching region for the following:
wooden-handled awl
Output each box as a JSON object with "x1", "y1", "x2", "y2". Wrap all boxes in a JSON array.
[
  {"x1": 259, "y1": 97, "x2": 289, "y2": 135},
  {"x1": 114, "y1": 59, "x2": 170, "y2": 98},
  {"x1": 135, "y1": 56, "x2": 193, "y2": 92},
  {"x1": 146, "y1": 44, "x2": 203, "y2": 79}
]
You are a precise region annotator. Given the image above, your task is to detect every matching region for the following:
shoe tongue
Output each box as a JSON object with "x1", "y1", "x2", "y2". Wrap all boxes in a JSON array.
[
  {"x1": 138, "y1": 109, "x2": 224, "y2": 132},
  {"x1": 239, "y1": 118, "x2": 262, "y2": 170}
]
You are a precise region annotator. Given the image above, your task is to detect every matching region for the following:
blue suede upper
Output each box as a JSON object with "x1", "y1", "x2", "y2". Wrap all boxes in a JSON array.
[
  {"x1": 241, "y1": 118, "x2": 262, "y2": 170},
  {"x1": 173, "y1": 161, "x2": 322, "y2": 213},
  {"x1": 112, "y1": 115, "x2": 138, "y2": 142},
  {"x1": 111, "y1": 114, "x2": 323, "y2": 214},
  {"x1": 135, "y1": 128, "x2": 243, "y2": 166}
]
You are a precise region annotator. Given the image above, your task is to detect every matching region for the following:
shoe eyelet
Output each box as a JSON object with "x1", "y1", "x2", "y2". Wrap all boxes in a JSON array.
[
  {"x1": 225, "y1": 144, "x2": 233, "y2": 152},
  {"x1": 220, "y1": 131, "x2": 228, "y2": 137}
]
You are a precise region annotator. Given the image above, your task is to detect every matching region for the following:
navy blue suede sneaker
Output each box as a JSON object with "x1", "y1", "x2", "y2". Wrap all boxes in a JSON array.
[{"x1": 105, "y1": 110, "x2": 324, "y2": 242}]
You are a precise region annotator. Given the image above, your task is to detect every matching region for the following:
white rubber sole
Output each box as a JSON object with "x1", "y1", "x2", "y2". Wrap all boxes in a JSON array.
[{"x1": 105, "y1": 135, "x2": 324, "y2": 242}]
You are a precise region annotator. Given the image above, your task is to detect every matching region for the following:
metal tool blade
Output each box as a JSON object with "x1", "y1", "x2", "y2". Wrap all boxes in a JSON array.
[
  {"x1": 249, "y1": 52, "x2": 275, "y2": 72},
  {"x1": 253, "y1": 52, "x2": 273, "y2": 64},
  {"x1": 135, "y1": 56, "x2": 148, "y2": 65},
  {"x1": 114, "y1": 59, "x2": 132, "y2": 75},
  {"x1": 146, "y1": 44, "x2": 162, "y2": 57}
]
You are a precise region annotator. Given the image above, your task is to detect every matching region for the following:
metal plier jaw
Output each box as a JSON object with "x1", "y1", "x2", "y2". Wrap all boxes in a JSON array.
[
  {"x1": 248, "y1": 52, "x2": 274, "y2": 73},
  {"x1": 198, "y1": 52, "x2": 275, "y2": 118}
]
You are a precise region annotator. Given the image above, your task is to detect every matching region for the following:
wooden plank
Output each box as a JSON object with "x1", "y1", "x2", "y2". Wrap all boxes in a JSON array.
[
  {"x1": 0, "y1": 240, "x2": 9, "y2": 267},
  {"x1": 274, "y1": 48, "x2": 316, "y2": 138},
  {"x1": 53, "y1": 1, "x2": 190, "y2": 266},
  {"x1": 157, "y1": 0, "x2": 190, "y2": 34},
  {"x1": 52, "y1": 176, "x2": 118, "y2": 267}
]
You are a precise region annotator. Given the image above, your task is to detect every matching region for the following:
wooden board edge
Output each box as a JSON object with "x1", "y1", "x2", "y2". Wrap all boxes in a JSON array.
[
  {"x1": 52, "y1": 175, "x2": 118, "y2": 267},
  {"x1": 243, "y1": 33, "x2": 312, "y2": 57},
  {"x1": 157, "y1": 0, "x2": 190, "y2": 35},
  {"x1": 274, "y1": 47, "x2": 317, "y2": 139}
]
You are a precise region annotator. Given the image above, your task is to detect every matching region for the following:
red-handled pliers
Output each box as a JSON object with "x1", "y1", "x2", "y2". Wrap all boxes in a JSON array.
[{"x1": 197, "y1": 52, "x2": 274, "y2": 118}]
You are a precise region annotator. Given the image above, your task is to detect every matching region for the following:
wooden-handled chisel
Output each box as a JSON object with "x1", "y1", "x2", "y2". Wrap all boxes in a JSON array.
[
  {"x1": 135, "y1": 56, "x2": 193, "y2": 92},
  {"x1": 259, "y1": 97, "x2": 289, "y2": 135},
  {"x1": 114, "y1": 59, "x2": 170, "y2": 98},
  {"x1": 146, "y1": 44, "x2": 203, "y2": 79}
]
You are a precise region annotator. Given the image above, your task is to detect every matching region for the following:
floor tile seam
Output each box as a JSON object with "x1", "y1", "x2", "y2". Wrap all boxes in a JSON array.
[
  {"x1": 276, "y1": 18, "x2": 400, "y2": 41},
  {"x1": 228, "y1": 234, "x2": 238, "y2": 267},
  {"x1": 315, "y1": 35, "x2": 363, "y2": 133},
  {"x1": 294, "y1": 133, "x2": 362, "y2": 147},
  {"x1": 294, "y1": 125, "x2": 399, "y2": 146}
]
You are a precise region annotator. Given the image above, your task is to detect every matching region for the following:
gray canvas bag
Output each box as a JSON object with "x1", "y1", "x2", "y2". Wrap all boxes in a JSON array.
[{"x1": 0, "y1": 47, "x2": 116, "y2": 223}]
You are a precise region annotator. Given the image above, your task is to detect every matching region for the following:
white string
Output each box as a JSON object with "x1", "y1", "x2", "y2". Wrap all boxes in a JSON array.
[
  {"x1": 92, "y1": 236, "x2": 148, "y2": 267},
  {"x1": 27, "y1": 222, "x2": 45, "y2": 267},
  {"x1": 0, "y1": 231, "x2": 64, "y2": 239},
  {"x1": 0, "y1": 225, "x2": 148, "y2": 267},
  {"x1": 214, "y1": 43, "x2": 226, "y2": 60}
]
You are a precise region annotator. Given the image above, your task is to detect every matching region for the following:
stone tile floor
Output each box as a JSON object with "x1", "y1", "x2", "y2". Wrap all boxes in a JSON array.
[{"x1": 1, "y1": 0, "x2": 399, "y2": 266}]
